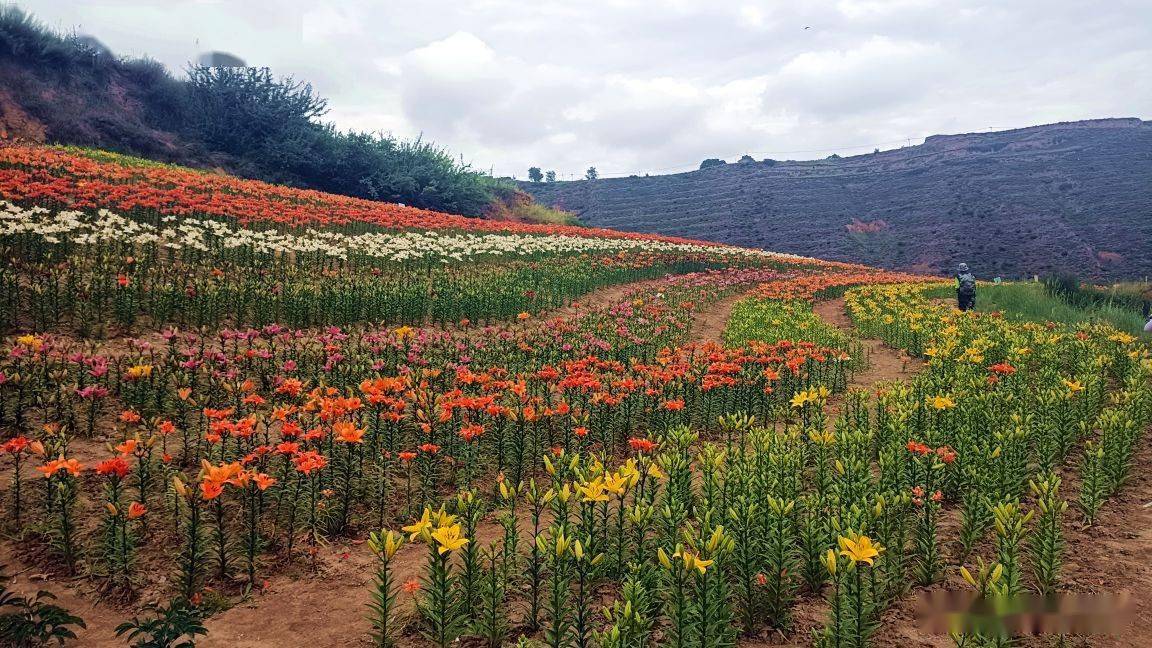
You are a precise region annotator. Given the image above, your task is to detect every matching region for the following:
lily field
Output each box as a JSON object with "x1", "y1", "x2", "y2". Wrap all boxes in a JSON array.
[{"x1": 0, "y1": 145, "x2": 1150, "y2": 647}]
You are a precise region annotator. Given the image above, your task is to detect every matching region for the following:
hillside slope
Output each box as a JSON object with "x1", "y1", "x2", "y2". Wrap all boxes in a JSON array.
[{"x1": 522, "y1": 119, "x2": 1152, "y2": 280}]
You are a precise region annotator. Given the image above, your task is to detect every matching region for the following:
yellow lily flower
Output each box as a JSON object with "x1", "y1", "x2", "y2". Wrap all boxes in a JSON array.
[
  {"x1": 431, "y1": 523, "x2": 470, "y2": 554},
  {"x1": 1061, "y1": 379, "x2": 1084, "y2": 394},
  {"x1": 402, "y1": 508, "x2": 433, "y2": 542},
  {"x1": 603, "y1": 473, "x2": 630, "y2": 496},
  {"x1": 430, "y1": 506, "x2": 456, "y2": 529},
  {"x1": 929, "y1": 395, "x2": 955, "y2": 410},
  {"x1": 646, "y1": 462, "x2": 666, "y2": 480},
  {"x1": 838, "y1": 534, "x2": 884, "y2": 566},
  {"x1": 579, "y1": 477, "x2": 610, "y2": 502},
  {"x1": 679, "y1": 550, "x2": 712, "y2": 574}
]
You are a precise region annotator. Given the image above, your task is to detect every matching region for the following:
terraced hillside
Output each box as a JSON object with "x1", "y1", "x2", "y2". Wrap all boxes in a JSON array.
[{"x1": 523, "y1": 118, "x2": 1152, "y2": 280}]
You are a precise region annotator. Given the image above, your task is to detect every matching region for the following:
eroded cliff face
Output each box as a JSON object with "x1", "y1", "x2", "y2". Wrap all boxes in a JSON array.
[{"x1": 523, "y1": 119, "x2": 1152, "y2": 280}]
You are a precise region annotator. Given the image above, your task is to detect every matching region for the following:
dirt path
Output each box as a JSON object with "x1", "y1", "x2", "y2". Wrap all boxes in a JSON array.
[
  {"x1": 812, "y1": 296, "x2": 922, "y2": 430},
  {"x1": 551, "y1": 277, "x2": 667, "y2": 319},
  {"x1": 813, "y1": 296, "x2": 922, "y2": 392},
  {"x1": 688, "y1": 291, "x2": 747, "y2": 346},
  {"x1": 0, "y1": 544, "x2": 124, "y2": 648},
  {"x1": 524, "y1": 276, "x2": 745, "y2": 346}
]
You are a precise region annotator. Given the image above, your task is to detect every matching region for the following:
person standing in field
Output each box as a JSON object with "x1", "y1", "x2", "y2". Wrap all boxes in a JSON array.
[{"x1": 956, "y1": 263, "x2": 977, "y2": 312}]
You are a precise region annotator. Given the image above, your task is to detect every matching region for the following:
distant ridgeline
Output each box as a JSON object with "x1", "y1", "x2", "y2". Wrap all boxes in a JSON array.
[{"x1": 521, "y1": 119, "x2": 1152, "y2": 280}]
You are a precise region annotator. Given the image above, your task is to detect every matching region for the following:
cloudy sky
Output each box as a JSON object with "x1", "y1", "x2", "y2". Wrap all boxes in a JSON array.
[{"x1": 26, "y1": 0, "x2": 1152, "y2": 178}]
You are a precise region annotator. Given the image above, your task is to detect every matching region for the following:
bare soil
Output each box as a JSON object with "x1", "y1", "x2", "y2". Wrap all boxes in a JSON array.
[
  {"x1": 688, "y1": 291, "x2": 747, "y2": 346},
  {"x1": 813, "y1": 296, "x2": 923, "y2": 429},
  {"x1": 813, "y1": 296, "x2": 922, "y2": 391}
]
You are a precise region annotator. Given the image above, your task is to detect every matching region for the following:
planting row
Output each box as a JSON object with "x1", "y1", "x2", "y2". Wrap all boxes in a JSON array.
[
  {"x1": 0, "y1": 145, "x2": 784, "y2": 244},
  {"x1": 5, "y1": 201, "x2": 809, "y2": 334}
]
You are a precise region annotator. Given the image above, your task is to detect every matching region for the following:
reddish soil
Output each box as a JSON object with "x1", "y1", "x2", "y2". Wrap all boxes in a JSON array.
[
  {"x1": 550, "y1": 278, "x2": 666, "y2": 320},
  {"x1": 688, "y1": 291, "x2": 747, "y2": 346},
  {"x1": 1030, "y1": 434, "x2": 1152, "y2": 648},
  {"x1": 0, "y1": 87, "x2": 46, "y2": 142},
  {"x1": 813, "y1": 296, "x2": 923, "y2": 428},
  {"x1": 0, "y1": 544, "x2": 123, "y2": 647}
]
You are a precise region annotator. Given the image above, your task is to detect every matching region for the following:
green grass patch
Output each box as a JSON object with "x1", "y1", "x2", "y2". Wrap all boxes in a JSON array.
[
  {"x1": 510, "y1": 201, "x2": 580, "y2": 226},
  {"x1": 923, "y1": 282, "x2": 1146, "y2": 334}
]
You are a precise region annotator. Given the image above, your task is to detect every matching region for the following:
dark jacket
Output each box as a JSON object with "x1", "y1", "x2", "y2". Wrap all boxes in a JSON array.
[{"x1": 956, "y1": 272, "x2": 976, "y2": 294}]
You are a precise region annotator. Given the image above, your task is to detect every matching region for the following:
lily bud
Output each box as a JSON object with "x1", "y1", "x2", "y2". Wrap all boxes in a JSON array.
[
  {"x1": 824, "y1": 549, "x2": 837, "y2": 576},
  {"x1": 960, "y1": 566, "x2": 976, "y2": 587}
]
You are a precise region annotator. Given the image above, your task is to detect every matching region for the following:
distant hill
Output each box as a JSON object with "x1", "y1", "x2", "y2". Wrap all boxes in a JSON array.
[{"x1": 522, "y1": 119, "x2": 1152, "y2": 280}]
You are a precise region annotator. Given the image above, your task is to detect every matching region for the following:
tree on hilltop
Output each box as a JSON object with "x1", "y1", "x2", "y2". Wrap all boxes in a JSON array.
[
  {"x1": 527, "y1": 167, "x2": 543, "y2": 182},
  {"x1": 545, "y1": 170, "x2": 556, "y2": 182},
  {"x1": 585, "y1": 167, "x2": 598, "y2": 180}
]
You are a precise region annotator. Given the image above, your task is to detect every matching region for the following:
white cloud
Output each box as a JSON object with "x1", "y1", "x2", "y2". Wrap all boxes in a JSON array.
[
  {"x1": 19, "y1": 0, "x2": 1152, "y2": 178},
  {"x1": 768, "y1": 37, "x2": 949, "y2": 118},
  {"x1": 836, "y1": 0, "x2": 938, "y2": 21},
  {"x1": 301, "y1": 5, "x2": 362, "y2": 44}
]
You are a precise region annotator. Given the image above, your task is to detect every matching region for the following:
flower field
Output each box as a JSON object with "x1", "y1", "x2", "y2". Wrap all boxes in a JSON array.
[{"x1": 1, "y1": 146, "x2": 1150, "y2": 648}]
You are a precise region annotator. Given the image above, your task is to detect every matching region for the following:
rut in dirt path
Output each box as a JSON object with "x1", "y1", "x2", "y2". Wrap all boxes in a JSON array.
[
  {"x1": 546, "y1": 277, "x2": 746, "y2": 347},
  {"x1": 812, "y1": 296, "x2": 923, "y2": 430},
  {"x1": 687, "y1": 291, "x2": 747, "y2": 346}
]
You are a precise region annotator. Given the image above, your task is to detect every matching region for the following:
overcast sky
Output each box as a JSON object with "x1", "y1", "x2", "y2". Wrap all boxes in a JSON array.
[{"x1": 25, "y1": 0, "x2": 1152, "y2": 179}]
